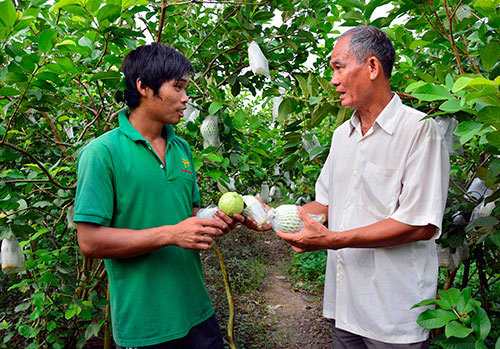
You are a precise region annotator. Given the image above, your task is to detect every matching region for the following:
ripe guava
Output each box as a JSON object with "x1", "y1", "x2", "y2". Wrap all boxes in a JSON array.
[{"x1": 218, "y1": 192, "x2": 244, "y2": 216}]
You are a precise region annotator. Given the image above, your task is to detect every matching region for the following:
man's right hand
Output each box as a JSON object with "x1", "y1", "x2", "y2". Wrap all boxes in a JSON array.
[{"x1": 171, "y1": 217, "x2": 228, "y2": 250}]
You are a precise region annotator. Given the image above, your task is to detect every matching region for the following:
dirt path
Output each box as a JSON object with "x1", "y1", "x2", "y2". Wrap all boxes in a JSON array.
[
  {"x1": 258, "y1": 231, "x2": 333, "y2": 349},
  {"x1": 203, "y1": 226, "x2": 333, "y2": 348}
]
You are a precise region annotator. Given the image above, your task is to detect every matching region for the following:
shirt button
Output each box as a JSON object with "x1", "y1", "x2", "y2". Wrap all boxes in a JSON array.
[
  {"x1": 160, "y1": 164, "x2": 164, "y2": 169},
  {"x1": 340, "y1": 224, "x2": 345, "y2": 229},
  {"x1": 344, "y1": 201, "x2": 351, "y2": 208},
  {"x1": 358, "y1": 141, "x2": 363, "y2": 146},
  {"x1": 352, "y1": 170, "x2": 358, "y2": 176}
]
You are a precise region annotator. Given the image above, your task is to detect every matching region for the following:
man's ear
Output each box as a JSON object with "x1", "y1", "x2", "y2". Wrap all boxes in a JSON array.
[
  {"x1": 136, "y1": 78, "x2": 150, "y2": 97},
  {"x1": 367, "y1": 56, "x2": 383, "y2": 80}
]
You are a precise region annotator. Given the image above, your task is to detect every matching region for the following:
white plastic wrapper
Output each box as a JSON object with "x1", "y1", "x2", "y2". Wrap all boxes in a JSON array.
[
  {"x1": 200, "y1": 115, "x2": 220, "y2": 149},
  {"x1": 260, "y1": 181, "x2": 270, "y2": 203},
  {"x1": 248, "y1": 41, "x2": 270, "y2": 79},
  {"x1": 470, "y1": 200, "x2": 496, "y2": 221},
  {"x1": 66, "y1": 205, "x2": 77, "y2": 231},
  {"x1": 272, "y1": 96, "x2": 283, "y2": 123},
  {"x1": 302, "y1": 133, "x2": 320, "y2": 159},
  {"x1": 270, "y1": 185, "x2": 282, "y2": 201},
  {"x1": 465, "y1": 178, "x2": 492, "y2": 202},
  {"x1": 435, "y1": 116, "x2": 458, "y2": 154},
  {"x1": 267, "y1": 204, "x2": 325, "y2": 234},
  {"x1": 184, "y1": 102, "x2": 200, "y2": 123},
  {"x1": 1, "y1": 236, "x2": 26, "y2": 274},
  {"x1": 437, "y1": 244, "x2": 469, "y2": 270},
  {"x1": 64, "y1": 124, "x2": 74, "y2": 139},
  {"x1": 196, "y1": 205, "x2": 219, "y2": 219},
  {"x1": 242, "y1": 195, "x2": 269, "y2": 227}
]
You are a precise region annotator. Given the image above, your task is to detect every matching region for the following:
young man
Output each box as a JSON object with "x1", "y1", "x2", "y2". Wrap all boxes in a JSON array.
[
  {"x1": 273, "y1": 26, "x2": 450, "y2": 347},
  {"x1": 74, "y1": 44, "x2": 239, "y2": 348}
]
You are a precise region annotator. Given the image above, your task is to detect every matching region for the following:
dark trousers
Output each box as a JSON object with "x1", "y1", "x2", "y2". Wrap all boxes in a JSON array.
[
  {"x1": 116, "y1": 314, "x2": 224, "y2": 349},
  {"x1": 331, "y1": 320, "x2": 430, "y2": 349}
]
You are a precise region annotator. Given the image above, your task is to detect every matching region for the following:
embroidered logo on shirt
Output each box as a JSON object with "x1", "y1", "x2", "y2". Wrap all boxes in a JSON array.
[{"x1": 182, "y1": 158, "x2": 192, "y2": 174}]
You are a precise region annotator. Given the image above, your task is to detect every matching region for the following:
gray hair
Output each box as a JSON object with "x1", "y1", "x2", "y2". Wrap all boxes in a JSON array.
[{"x1": 339, "y1": 26, "x2": 395, "y2": 78}]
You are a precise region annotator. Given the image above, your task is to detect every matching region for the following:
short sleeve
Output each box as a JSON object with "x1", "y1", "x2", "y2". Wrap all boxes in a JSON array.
[
  {"x1": 390, "y1": 119, "x2": 450, "y2": 238},
  {"x1": 74, "y1": 142, "x2": 115, "y2": 226},
  {"x1": 315, "y1": 148, "x2": 333, "y2": 206}
]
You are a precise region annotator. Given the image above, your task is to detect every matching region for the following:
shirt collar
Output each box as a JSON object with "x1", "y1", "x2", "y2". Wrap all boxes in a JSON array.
[
  {"x1": 118, "y1": 110, "x2": 176, "y2": 143},
  {"x1": 348, "y1": 93, "x2": 401, "y2": 137}
]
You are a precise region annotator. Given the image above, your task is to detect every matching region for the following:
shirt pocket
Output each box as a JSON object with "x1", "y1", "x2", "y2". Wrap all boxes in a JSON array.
[{"x1": 360, "y1": 161, "x2": 397, "y2": 219}]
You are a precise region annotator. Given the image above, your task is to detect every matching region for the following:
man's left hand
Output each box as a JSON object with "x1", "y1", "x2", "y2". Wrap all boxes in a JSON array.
[
  {"x1": 213, "y1": 210, "x2": 245, "y2": 234},
  {"x1": 276, "y1": 207, "x2": 332, "y2": 253}
]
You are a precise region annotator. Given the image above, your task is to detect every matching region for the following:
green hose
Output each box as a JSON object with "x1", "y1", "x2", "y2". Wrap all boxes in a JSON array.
[{"x1": 212, "y1": 243, "x2": 237, "y2": 349}]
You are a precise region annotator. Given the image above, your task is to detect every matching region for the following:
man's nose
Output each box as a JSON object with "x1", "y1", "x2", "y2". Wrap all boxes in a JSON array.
[
  {"x1": 181, "y1": 91, "x2": 189, "y2": 103},
  {"x1": 330, "y1": 74, "x2": 339, "y2": 87}
]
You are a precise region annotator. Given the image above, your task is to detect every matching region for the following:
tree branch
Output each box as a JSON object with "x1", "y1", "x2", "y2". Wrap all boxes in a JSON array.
[{"x1": 0, "y1": 141, "x2": 76, "y2": 190}]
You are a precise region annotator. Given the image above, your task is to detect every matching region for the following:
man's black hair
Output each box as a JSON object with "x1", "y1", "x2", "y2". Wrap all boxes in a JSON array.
[
  {"x1": 121, "y1": 44, "x2": 194, "y2": 110},
  {"x1": 339, "y1": 26, "x2": 395, "y2": 79}
]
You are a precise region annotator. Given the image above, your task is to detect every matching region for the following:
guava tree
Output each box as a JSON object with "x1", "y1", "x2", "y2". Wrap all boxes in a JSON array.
[{"x1": 0, "y1": 0, "x2": 499, "y2": 347}]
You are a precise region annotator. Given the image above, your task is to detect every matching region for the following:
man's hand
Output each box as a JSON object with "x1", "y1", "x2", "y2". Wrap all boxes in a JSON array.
[
  {"x1": 171, "y1": 216, "x2": 228, "y2": 250},
  {"x1": 275, "y1": 207, "x2": 331, "y2": 253},
  {"x1": 242, "y1": 216, "x2": 272, "y2": 231},
  {"x1": 214, "y1": 210, "x2": 245, "y2": 233}
]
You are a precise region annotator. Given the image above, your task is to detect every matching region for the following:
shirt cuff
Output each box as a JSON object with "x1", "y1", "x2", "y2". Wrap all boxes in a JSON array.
[
  {"x1": 389, "y1": 212, "x2": 442, "y2": 239},
  {"x1": 73, "y1": 214, "x2": 111, "y2": 227}
]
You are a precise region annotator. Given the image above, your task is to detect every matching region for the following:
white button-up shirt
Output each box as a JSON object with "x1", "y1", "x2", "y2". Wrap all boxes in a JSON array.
[{"x1": 315, "y1": 94, "x2": 449, "y2": 343}]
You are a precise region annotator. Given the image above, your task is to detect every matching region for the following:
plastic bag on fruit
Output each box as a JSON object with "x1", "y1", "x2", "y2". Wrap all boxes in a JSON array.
[
  {"x1": 196, "y1": 205, "x2": 220, "y2": 219},
  {"x1": 302, "y1": 133, "x2": 320, "y2": 160},
  {"x1": 184, "y1": 102, "x2": 200, "y2": 123},
  {"x1": 200, "y1": 115, "x2": 220, "y2": 149},
  {"x1": 267, "y1": 204, "x2": 325, "y2": 234},
  {"x1": 242, "y1": 195, "x2": 269, "y2": 227},
  {"x1": 248, "y1": 41, "x2": 270, "y2": 79},
  {"x1": 1, "y1": 236, "x2": 26, "y2": 274}
]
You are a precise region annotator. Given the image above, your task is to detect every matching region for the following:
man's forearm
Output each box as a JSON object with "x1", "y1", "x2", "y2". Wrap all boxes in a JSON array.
[{"x1": 329, "y1": 218, "x2": 436, "y2": 249}]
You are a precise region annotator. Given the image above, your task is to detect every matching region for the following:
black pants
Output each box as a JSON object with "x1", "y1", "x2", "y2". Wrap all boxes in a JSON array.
[{"x1": 116, "y1": 314, "x2": 224, "y2": 349}]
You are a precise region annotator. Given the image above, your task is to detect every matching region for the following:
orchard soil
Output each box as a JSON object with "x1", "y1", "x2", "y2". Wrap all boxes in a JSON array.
[{"x1": 202, "y1": 225, "x2": 333, "y2": 348}]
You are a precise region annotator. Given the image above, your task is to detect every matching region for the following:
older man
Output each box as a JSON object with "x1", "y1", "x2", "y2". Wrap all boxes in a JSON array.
[{"x1": 276, "y1": 26, "x2": 449, "y2": 348}]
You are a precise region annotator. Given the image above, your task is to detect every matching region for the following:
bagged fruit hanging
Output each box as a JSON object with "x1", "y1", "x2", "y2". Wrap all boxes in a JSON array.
[
  {"x1": 248, "y1": 41, "x2": 270, "y2": 79},
  {"x1": 1, "y1": 236, "x2": 26, "y2": 274},
  {"x1": 200, "y1": 115, "x2": 220, "y2": 149}
]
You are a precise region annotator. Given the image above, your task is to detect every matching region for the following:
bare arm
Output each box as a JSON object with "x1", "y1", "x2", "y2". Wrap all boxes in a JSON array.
[
  {"x1": 77, "y1": 216, "x2": 228, "y2": 259},
  {"x1": 276, "y1": 206, "x2": 435, "y2": 253}
]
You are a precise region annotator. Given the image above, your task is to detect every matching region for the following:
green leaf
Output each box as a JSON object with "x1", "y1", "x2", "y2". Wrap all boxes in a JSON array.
[
  {"x1": 90, "y1": 71, "x2": 121, "y2": 81},
  {"x1": 52, "y1": 0, "x2": 81, "y2": 12},
  {"x1": 455, "y1": 121, "x2": 483, "y2": 144},
  {"x1": 445, "y1": 321, "x2": 473, "y2": 338},
  {"x1": 96, "y1": 4, "x2": 122, "y2": 23},
  {"x1": 471, "y1": 307, "x2": 491, "y2": 340},
  {"x1": 477, "y1": 106, "x2": 500, "y2": 129},
  {"x1": 412, "y1": 83, "x2": 453, "y2": 101},
  {"x1": 295, "y1": 74, "x2": 310, "y2": 98},
  {"x1": 475, "y1": 340, "x2": 487, "y2": 349},
  {"x1": 486, "y1": 131, "x2": 500, "y2": 149},
  {"x1": 38, "y1": 29, "x2": 58, "y2": 53},
  {"x1": 473, "y1": 0, "x2": 500, "y2": 10},
  {"x1": 416, "y1": 309, "x2": 457, "y2": 329},
  {"x1": 233, "y1": 110, "x2": 246, "y2": 128},
  {"x1": 308, "y1": 104, "x2": 333, "y2": 128},
  {"x1": 481, "y1": 42, "x2": 500, "y2": 71},
  {"x1": 0, "y1": 0, "x2": 16, "y2": 28},
  {"x1": 495, "y1": 337, "x2": 500, "y2": 349},
  {"x1": 55, "y1": 39, "x2": 76, "y2": 47},
  {"x1": 18, "y1": 324, "x2": 37, "y2": 338},
  {"x1": 208, "y1": 101, "x2": 223, "y2": 115},
  {"x1": 85, "y1": 321, "x2": 103, "y2": 340},
  {"x1": 277, "y1": 98, "x2": 292, "y2": 122}
]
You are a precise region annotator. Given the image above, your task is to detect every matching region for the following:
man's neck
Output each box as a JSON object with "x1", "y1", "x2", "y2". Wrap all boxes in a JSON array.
[
  {"x1": 128, "y1": 107, "x2": 164, "y2": 142},
  {"x1": 356, "y1": 90, "x2": 393, "y2": 136}
]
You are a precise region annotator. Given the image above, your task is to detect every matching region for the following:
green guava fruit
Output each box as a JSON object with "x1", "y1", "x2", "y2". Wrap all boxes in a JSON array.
[{"x1": 218, "y1": 192, "x2": 244, "y2": 216}]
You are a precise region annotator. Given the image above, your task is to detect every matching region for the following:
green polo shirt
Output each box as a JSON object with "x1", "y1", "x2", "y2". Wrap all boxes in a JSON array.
[{"x1": 74, "y1": 111, "x2": 214, "y2": 347}]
